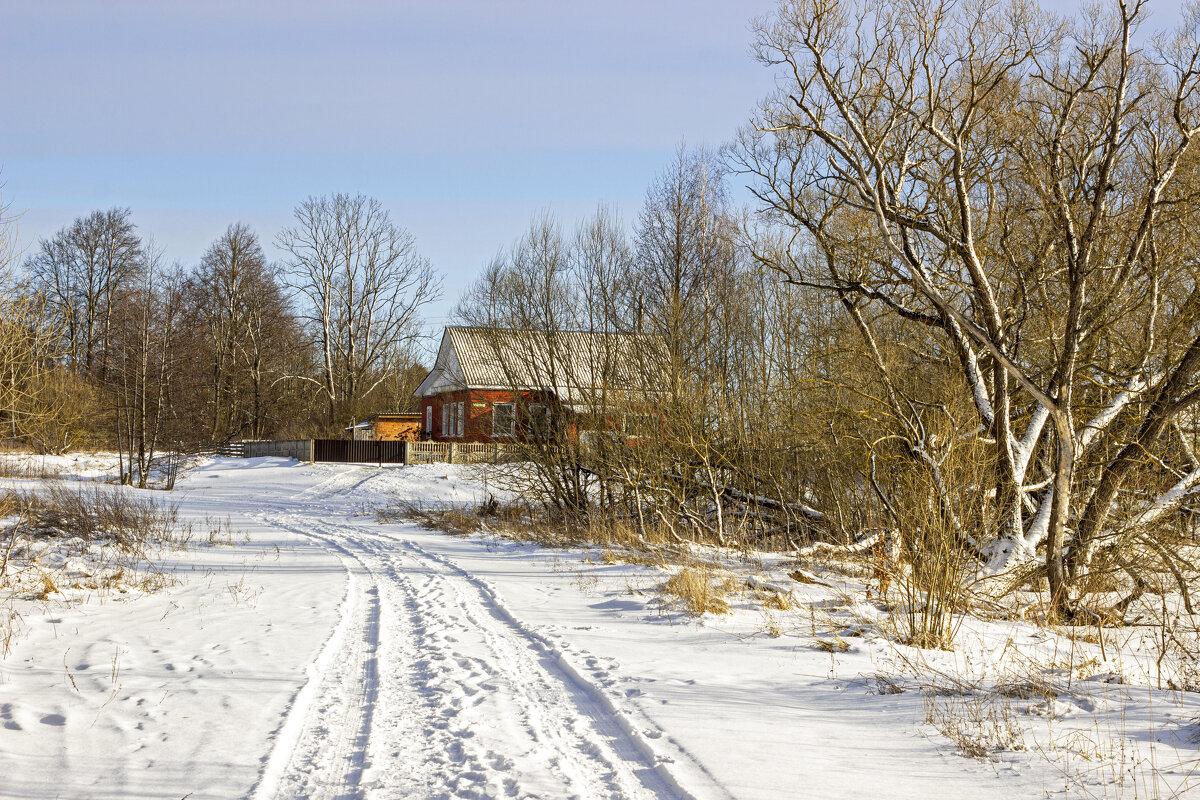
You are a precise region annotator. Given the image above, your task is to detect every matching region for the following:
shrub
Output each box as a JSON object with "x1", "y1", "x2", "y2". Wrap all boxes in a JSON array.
[{"x1": 22, "y1": 484, "x2": 182, "y2": 556}]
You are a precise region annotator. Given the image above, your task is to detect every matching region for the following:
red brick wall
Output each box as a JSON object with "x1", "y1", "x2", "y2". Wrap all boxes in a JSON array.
[{"x1": 423, "y1": 390, "x2": 556, "y2": 442}]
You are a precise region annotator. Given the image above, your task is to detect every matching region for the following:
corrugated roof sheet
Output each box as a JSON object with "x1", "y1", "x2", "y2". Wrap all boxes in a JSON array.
[{"x1": 444, "y1": 326, "x2": 661, "y2": 392}]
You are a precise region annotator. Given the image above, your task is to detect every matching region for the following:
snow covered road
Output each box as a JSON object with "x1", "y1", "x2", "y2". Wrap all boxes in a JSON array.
[
  {"x1": 251, "y1": 509, "x2": 701, "y2": 800},
  {"x1": 0, "y1": 457, "x2": 1064, "y2": 799}
]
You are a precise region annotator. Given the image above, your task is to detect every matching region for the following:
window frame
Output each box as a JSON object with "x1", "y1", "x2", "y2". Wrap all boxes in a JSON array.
[
  {"x1": 529, "y1": 403, "x2": 551, "y2": 438},
  {"x1": 442, "y1": 400, "x2": 460, "y2": 438},
  {"x1": 492, "y1": 402, "x2": 516, "y2": 438}
]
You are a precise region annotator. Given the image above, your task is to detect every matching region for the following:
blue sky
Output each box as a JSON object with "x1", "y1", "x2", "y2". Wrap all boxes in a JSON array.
[
  {"x1": 0, "y1": 0, "x2": 1188, "y2": 330},
  {"x1": 0, "y1": 1, "x2": 780, "y2": 327}
]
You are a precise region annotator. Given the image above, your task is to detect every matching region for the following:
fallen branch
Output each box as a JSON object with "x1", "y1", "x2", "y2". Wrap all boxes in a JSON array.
[{"x1": 795, "y1": 529, "x2": 888, "y2": 558}]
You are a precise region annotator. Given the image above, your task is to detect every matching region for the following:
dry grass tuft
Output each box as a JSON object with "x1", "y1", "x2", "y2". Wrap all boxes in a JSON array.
[
  {"x1": 814, "y1": 636, "x2": 851, "y2": 652},
  {"x1": 788, "y1": 569, "x2": 828, "y2": 586},
  {"x1": 923, "y1": 691, "x2": 1025, "y2": 759},
  {"x1": 869, "y1": 674, "x2": 906, "y2": 695},
  {"x1": 381, "y1": 500, "x2": 687, "y2": 565},
  {"x1": 19, "y1": 484, "x2": 184, "y2": 556},
  {"x1": 660, "y1": 566, "x2": 730, "y2": 616},
  {"x1": 0, "y1": 602, "x2": 21, "y2": 658},
  {"x1": 761, "y1": 591, "x2": 793, "y2": 611},
  {"x1": 37, "y1": 571, "x2": 57, "y2": 600},
  {"x1": 2, "y1": 484, "x2": 201, "y2": 601},
  {"x1": 0, "y1": 453, "x2": 58, "y2": 480},
  {"x1": 381, "y1": 500, "x2": 507, "y2": 537}
]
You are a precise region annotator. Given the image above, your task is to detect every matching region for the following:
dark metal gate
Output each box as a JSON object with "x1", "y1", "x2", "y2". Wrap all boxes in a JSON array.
[{"x1": 312, "y1": 439, "x2": 407, "y2": 464}]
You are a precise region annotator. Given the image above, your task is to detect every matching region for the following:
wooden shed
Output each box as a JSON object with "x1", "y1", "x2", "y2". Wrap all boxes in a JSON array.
[{"x1": 349, "y1": 412, "x2": 421, "y2": 441}]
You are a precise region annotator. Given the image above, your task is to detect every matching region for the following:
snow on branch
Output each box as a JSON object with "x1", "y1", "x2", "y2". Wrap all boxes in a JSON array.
[
  {"x1": 1076, "y1": 373, "x2": 1153, "y2": 455},
  {"x1": 1123, "y1": 465, "x2": 1200, "y2": 533}
]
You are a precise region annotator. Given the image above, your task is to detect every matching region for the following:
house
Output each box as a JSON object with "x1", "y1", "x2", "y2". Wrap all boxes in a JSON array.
[
  {"x1": 345, "y1": 412, "x2": 421, "y2": 441},
  {"x1": 413, "y1": 326, "x2": 656, "y2": 443}
]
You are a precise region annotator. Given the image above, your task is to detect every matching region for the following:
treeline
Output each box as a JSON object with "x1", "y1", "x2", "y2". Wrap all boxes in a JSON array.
[{"x1": 0, "y1": 194, "x2": 437, "y2": 483}]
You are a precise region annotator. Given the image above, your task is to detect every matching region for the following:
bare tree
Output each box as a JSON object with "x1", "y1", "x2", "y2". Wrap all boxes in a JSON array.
[
  {"x1": 633, "y1": 147, "x2": 740, "y2": 401},
  {"x1": 277, "y1": 194, "x2": 440, "y2": 429},
  {"x1": 189, "y1": 223, "x2": 299, "y2": 440},
  {"x1": 111, "y1": 246, "x2": 186, "y2": 488},
  {"x1": 736, "y1": 0, "x2": 1200, "y2": 617},
  {"x1": 0, "y1": 201, "x2": 51, "y2": 443},
  {"x1": 25, "y1": 208, "x2": 143, "y2": 379}
]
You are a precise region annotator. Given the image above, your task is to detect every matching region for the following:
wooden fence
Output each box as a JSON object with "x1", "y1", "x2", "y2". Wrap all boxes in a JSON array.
[
  {"x1": 244, "y1": 439, "x2": 313, "y2": 460},
  {"x1": 198, "y1": 439, "x2": 520, "y2": 466},
  {"x1": 193, "y1": 441, "x2": 248, "y2": 457},
  {"x1": 406, "y1": 441, "x2": 519, "y2": 465}
]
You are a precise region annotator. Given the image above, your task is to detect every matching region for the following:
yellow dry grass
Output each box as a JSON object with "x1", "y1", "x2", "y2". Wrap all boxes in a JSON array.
[{"x1": 660, "y1": 566, "x2": 730, "y2": 615}]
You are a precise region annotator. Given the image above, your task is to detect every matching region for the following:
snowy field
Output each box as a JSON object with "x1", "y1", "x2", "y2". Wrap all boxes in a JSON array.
[{"x1": 0, "y1": 456, "x2": 1197, "y2": 799}]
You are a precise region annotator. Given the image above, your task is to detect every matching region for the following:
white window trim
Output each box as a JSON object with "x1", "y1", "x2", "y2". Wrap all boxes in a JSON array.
[{"x1": 456, "y1": 402, "x2": 465, "y2": 438}]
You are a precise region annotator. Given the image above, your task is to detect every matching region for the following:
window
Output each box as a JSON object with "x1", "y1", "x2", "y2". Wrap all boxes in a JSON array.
[
  {"x1": 493, "y1": 403, "x2": 515, "y2": 437},
  {"x1": 442, "y1": 401, "x2": 457, "y2": 438},
  {"x1": 425, "y1": 405, "x2": 432, "y2": 433},
  {"x1": 529, "y1": 404, "x2": 551, "y2": 438},
  {"x1": 441, "y1": 401, "x2": 464, "y2": 438}
]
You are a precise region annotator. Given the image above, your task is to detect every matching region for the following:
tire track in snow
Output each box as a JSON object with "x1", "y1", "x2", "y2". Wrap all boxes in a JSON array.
[
  {"x1": 385, "y1": 548, "x2": 635, "y2": 799},
  {"x1": 248, "y1": 522, "x2": 382, "y2": 800},
  {"x1": 297, "y1": 468, "x2": 380, "y2": 503},
  {"x1": 255, "y1": 513, "x2": 507, "y2": 798},
  {"x1": 248, "y1": 571, "x2": 380, "y2": 800},
  {"x1": 255, "y1": 506, "x2": 717, "y2": 799},
  {"x1": 388, "y1": 536, "x2": 728, "y2": 800}
]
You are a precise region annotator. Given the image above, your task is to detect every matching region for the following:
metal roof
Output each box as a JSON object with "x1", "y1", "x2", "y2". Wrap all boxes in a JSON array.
[{"x1": 415, "y1": 326, "x2": 662, "y2": 397}]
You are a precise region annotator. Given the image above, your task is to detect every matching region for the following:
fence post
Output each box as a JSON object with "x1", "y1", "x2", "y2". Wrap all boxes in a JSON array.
[
  {"x1": 308, "y1": 439, "x2": 315, "y2": 463},
  {"x1": 448, "y1": 443, "x2": 456, "y2": 465},
  {"x1": 401, "y1": 440, "x2": 409, "y2": 465}
]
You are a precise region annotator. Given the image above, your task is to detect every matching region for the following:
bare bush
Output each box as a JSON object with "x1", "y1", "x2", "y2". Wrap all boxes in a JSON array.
[
  {"x1": 278, "y1": 193, "x2": 440, "y2": 430},
  {"x1": 924, "y1": 691, "x2": 1025, "y2": 759},
  {"x1": 21, "y1": 484, "x2": 182, "y2": 556}
]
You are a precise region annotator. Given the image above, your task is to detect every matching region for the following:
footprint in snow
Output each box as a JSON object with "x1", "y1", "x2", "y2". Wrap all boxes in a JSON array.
[{"x1": 0, "y1": 703, "x2": 22, "y2": 731}]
